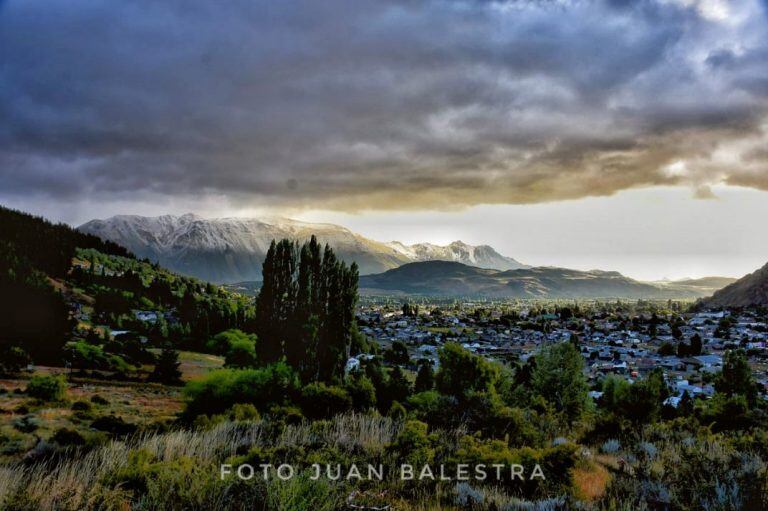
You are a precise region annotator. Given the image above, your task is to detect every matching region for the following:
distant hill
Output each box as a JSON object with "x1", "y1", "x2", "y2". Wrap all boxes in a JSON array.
[
  {"x1": 360, "y1": 261, "x2": 728, "y2": 299},
  {"x1": 697, "y1": 262, "x2": 768, "y2": 308},
  {"x1": 78, "y1": 214, "x2": 527, "y2": 282}
]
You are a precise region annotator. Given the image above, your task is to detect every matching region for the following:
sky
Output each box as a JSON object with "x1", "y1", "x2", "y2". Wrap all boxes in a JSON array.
[{"x1": 1, "y1": 0, "x2": 767, "y2": 280}]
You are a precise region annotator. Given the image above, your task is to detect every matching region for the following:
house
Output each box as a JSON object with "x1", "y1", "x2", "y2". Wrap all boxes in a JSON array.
[
  {"x1": 693, "y1": 354, "x2": 722, "y2": 368},
  {"x1": 134, "y1": 311, "x2": 158, "y2": 323}
]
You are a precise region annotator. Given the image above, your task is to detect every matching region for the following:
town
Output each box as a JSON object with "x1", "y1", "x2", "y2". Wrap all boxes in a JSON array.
[{"x1": 354, "y1": 298, "x2": 768, "y2": 408}]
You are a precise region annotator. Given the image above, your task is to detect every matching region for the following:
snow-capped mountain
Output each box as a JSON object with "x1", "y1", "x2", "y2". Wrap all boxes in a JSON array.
[
  {"x1": 78, "y1": 214, "x2": 526, "y2": 283},
  {"x1": 386, "y1": 240, "x2": 527, "y2": 271}
]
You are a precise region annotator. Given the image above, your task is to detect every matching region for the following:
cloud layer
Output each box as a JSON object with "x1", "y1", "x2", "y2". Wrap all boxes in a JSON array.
[{"x1": 1, "y1": 0, "x2": 767, "y2": 212}]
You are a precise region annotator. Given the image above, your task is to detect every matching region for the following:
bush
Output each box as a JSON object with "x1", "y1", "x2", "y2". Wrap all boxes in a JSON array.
[
  {"x1": 12, "y1": 414, "x2": 40, "y2": 433},
  {"x1": 601, "y1": 439, "x2": 621, "y2": 453},
  {"x1": 149, "y1": 346, "x2": 182, "y2": 384},
  {"x1": 224, "y1": 339, "x2": 258, "y2": 368},
  {"x1": 71, "y1": 400, "x2": 92, "y2": 412},
  {"x1": 300, "y1": 382, "x2": 352, "y2": 419},
  {"x1": 91, "y1": 394, "x2": 109, "y2": 405},
  {"x1": 345, "y1": 373, "x2": 376, "y2": 411},
  {"x1": 226, "y1": 403, "x2": 261, "y2": 422},
  {"x1": 387, "y1": 401, "x2": 407, "y2": 420},
  {"x1": 0, "y1": 345, "x2": 30, "y2": 375},
  {"x1": 206, "y1": 329, "x2": 257, "y2": 356},
  {"x1": 51, "y1": 427, "x2": 86, "y2": 446},
  {"x1": 184, "y1": 363, "x2": 299, "y2": 418},
  {"x1": 26, "y1": 374, "x2": 67, "y2": 401},
  {"x1": 91, "y1": 415, "x2": 137, "y2": 436},
  {"x1": 387, "y1": 420, "x2": 434, "y2": 466}
]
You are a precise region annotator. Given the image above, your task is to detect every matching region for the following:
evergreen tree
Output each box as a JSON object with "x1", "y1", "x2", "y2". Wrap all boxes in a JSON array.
[
  {"x1": 150, "y1": 345, "x2": 182, "y2": 384},
  {"x1": 715, "y1": 349, "x2": 758, "y2": 406},
  {"x1": 414, "y1": 360, "x2": 435, "y2": 392},
  {"x1": 690, "y1": 333, "x2": 703, "y2": 356}
]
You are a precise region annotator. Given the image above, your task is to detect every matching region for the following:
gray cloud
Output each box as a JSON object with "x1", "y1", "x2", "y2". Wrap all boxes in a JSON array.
[{"x1": 1, "y1": 0, "x2": 768, "y2": 214}]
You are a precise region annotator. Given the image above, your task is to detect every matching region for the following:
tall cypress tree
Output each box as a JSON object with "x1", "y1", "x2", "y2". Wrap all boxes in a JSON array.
[{"x1": 255, "y1": 237, "x2": 358, "y2": 382}]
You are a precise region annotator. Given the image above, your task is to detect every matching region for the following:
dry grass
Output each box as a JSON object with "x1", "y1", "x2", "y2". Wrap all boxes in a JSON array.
[
  {"x1": 0, "y1": 413, "x2": 400, "y2": 510},
  {"x1": 571, "y1": 461, "x2": 611, "y2": 502}
]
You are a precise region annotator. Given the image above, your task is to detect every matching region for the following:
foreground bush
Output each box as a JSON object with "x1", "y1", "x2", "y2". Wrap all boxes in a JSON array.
[{"x1": 25, "y1": 374, "x2": 67, "y2": 401}]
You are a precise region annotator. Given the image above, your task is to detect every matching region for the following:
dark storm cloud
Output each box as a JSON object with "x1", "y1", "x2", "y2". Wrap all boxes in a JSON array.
[{"x1": 1, "y1": 0, "x2": 767, "y2": 212}]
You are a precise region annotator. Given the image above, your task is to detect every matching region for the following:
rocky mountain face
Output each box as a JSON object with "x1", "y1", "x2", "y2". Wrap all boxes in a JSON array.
[
  {"x1": 360, "y1": 261, "x2": 728, "y2": 299},
  {"x1": 697, "y1": 262, "x2": 768, "y2": 308},
  {"x1": 78, "y1": 214, "x2": 526, "y2": 283}
]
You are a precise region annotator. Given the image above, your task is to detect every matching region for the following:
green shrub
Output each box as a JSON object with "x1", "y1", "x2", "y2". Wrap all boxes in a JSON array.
[
  {"x1": 206, "y1": 329, "x2": 257, "y2": 356},
  {"x1": 12, "y1": 414, "x2": 40, "y2": 433},
  {"x1": 345, "y1": 373, "x2": 377, "y2": 411},
  {"x1": 184, "y1": 363, "x2": 299, "y2": 418},
  {"x1": 387, "y1": 420, "x2": 435, "y2": 465},
  {"x1": 227, "y1": 403, "x2": 261, "y2": 421},
  {"x1": 26, "y1": 374, "x2": 67, "y2": 401},
  {"x1": 387, "y1": 400, "x2": 407, "y2": 420},
  {"x1": 224, "y1": 338, "x2": 258, "y2": 368},
  {"x1": 300, "y1": 382, "x2": 352, "y2": 419}
]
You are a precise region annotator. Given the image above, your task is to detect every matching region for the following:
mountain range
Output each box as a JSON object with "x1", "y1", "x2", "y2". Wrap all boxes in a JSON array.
[
  {"x1": 359, "y1": 261, "x2": 735, "y2": 299},
  {"x1": 77, "y1": 213, "x2": 742, "y2": 300},
  {"x1": 78, "y1": 214, "x2": 527, "y2": 283}
]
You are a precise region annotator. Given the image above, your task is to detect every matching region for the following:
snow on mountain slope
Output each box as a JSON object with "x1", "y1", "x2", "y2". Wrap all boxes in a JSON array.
[
  {"x1": 387, "y1": 240, "x2": 528, "y2": 271},
  {"x1": 78, "y1": 214, "x2": 526, "y2": 283}
]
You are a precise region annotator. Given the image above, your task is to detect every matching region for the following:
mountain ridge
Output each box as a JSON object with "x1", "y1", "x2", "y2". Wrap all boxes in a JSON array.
[
  {"x1": 359, "y1": 260, "x2": 731, "y2": 299},
  {"x1": 697, "y1": 261, "x2": 768, "y2": 308},
  {"x1": 78, "y1": 214, "x2": 527, "y2": 283}
]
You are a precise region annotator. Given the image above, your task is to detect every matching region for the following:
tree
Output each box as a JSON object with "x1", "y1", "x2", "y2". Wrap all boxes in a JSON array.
[
  {"x1": 658, "y1": 342, "x2": 675, "y2": 356},
  {"x1": 531, "y1": 342, "x2": 589, "y2": 425},
  {"x1": 601, "y1": 369, "x2": 669, "y2": 425},
  {"x1": 689, "y1": 333, "x2": 702, "y2": 356},
  {"x1": 414, "y1": 360, "x2": 435, "y2": 392},
  {"x1": 150, "y1": 346, "x2": 182, "y2": 384},
  {"x1": 569, "y1": 332, "x2": 580, "y2": 350},
  {"x1": 435, "y1": 343, "x2": 498, "y2": 400},
  {"x1": 255, "y1": 236, "x2": 359, "y2": 383},
  {"x1": 402, "y1": 303, "x2": 419, "y2": 317},
  {"x1": 384, "y1": 341, "x2": 410, "y2": 366},
  {"x1": 383, "y1": 367, "x2": 412, "y2": 409},
  {"x1": 346, "y1": 372, "x2": 377, "y2": 411},
  {"x1": 714, "y1": 349, "x2": 757, "y2": 406}
]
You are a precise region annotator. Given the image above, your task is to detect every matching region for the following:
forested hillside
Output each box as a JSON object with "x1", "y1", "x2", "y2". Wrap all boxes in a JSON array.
[{"x1": 0, "y1": 206, "x2": 255, "y2": 369}]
